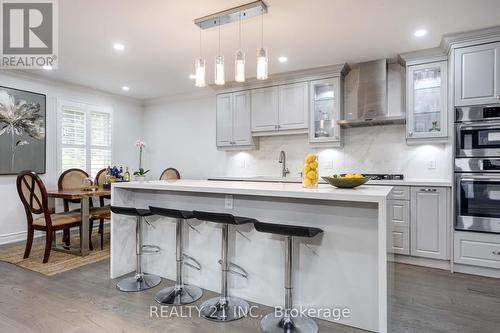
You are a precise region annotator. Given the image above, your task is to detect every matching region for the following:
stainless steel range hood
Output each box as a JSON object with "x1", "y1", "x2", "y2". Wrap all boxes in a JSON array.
[{"x1": 338, "y1": 59, "x2": 406, "y2": 128}]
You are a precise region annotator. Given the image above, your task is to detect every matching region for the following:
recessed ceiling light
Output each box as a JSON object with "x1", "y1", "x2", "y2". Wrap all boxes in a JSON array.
[
  {"x1": 414, "y1": 29, "x2": 427, "y2": 37},
  {"x1": 42, "y1": 65, "x2": 53, "y2": 70},
  {"x1": 121, "y1": 86, "x2": 130, "y2": 91},
  {"x1": 113, "y1": 43, "x2": 125, "y2": 51},
  {"x1": 189, "y1": 74, "x2": 196, "y2": 79},
  {"x1": 278, "y1": 56, "x2": 288, "y2": 63}
]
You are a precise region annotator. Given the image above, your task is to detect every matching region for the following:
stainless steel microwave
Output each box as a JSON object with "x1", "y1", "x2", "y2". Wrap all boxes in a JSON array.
[{"x1": 456, "y1": 106, "x2": 500, "y2": 157}]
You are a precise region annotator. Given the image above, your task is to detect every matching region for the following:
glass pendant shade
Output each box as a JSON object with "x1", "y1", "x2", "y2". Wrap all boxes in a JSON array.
[
  {"x1": 215, "y1": 55, "x2": 225, "y2": 85},
  {"x1": 235, "y1": 50, "x2": 245, "y2": 82},
  {"x1": 195, "y1": 58, "x2": 206, "y2": 87},
  {"x1": 257, "y1": 47, "x2": 268, "y2": 80}
]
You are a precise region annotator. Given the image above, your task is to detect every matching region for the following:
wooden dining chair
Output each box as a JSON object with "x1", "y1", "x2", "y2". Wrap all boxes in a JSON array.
[
  {"x1": 159, "y1": 168, "x2": 181, "y2": 180},
  {"x1": 17, "y1": 171, "x2": 82, "y2": 263},
  {"x1": 58, "y1": 168, "x2": 110, "y2": 250},
  {"x1": 58, "y1": 168, "x2": 90, "y2": 246},
  {"x1": 93, "y1": 168, "x2": 111, "y2": 250}
]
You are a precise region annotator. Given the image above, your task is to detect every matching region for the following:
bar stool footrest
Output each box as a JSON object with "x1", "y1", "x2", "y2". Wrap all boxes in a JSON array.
[
  {"x1": 218, "y1": 259, "x2": 248, "y2": 279},
  {"x1": 142, "y1": 244, "x2": 161, "y2": 254},
  {"x1": 183, "y1": 253, "x2": 202, "y2": 271}
]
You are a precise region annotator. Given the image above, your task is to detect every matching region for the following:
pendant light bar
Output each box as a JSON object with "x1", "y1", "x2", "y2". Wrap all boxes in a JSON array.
[{"x1": 194, "y1": 0, "x2": 267, "y2": 30}]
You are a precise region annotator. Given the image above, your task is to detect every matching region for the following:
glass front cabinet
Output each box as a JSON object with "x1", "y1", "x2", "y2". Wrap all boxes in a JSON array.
[
  {"x1": 406, "y1": 61, "x2": 448, "y2": 141},
  {"x1": 309, "y1": 77, "x2": 342, "y2": 146}
]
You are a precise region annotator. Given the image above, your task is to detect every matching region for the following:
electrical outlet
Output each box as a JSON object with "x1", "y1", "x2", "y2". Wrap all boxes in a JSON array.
[
  {"x1": 239, "y1": 158, "x2": 246, "y2": 168},
  {"x1": 325, "y1": 160, "x2": 334, "y2": 169},
  {"x1": 427, "y1": 160, "x2": 436, "y2": 169},
  {"x1": 225, "y1": 195, "x2": 233, "y2": 209}
]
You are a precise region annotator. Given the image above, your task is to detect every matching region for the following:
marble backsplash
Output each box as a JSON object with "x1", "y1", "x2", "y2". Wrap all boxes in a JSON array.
[{"x1": 223, "y1": 125, "x2": 452, "y2": 181}]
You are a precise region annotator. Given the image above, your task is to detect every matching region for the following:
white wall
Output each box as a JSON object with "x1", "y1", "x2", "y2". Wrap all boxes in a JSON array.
[
  {"x1": 143, "y1": 96, "x2": 452, "y2": 182},
  {"x1": 0, "y1": 72, "x2": 144, "y2": 244}
]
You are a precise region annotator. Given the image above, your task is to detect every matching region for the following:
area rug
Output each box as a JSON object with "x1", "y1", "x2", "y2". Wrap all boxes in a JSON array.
[{"x1": 0, "y1": 228, "x2": 110, "y2": 276}]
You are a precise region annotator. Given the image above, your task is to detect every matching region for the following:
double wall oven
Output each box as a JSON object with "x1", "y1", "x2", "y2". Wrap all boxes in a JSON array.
[{"x1": 455, "y1": 105, "x2": 500, "y2": 233}]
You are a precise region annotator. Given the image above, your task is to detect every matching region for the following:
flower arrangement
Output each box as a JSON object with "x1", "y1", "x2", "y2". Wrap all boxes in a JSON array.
[{"x1": 134, "y1": 139, "x2": 149, "y2": 178}]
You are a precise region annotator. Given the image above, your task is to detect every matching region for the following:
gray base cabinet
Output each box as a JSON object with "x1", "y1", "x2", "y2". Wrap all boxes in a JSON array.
[
  {"x1": 410, "y1": 187, "x2": 449, "y2": 260},
  {"x1": 389, "y1": 199, "x2": 410, "y2": 255},
  {"x1": 388, "y1": 186, "x2": 450, "y2": 261}
]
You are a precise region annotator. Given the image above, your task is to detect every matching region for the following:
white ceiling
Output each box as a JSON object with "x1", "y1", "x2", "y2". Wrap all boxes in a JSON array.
[{"x1": 17, "y1": 0, "x2": 500, "y2": 100}]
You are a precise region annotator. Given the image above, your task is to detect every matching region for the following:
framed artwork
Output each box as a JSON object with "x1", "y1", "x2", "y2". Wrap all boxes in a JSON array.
[{"x1": 0, "y1": 86, "x2": 46, "y2": 175}]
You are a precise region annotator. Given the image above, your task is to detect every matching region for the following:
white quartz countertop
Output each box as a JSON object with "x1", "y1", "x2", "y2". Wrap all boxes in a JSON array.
[
  {"x1": 208, "y1": 176, "x2": 452, "y2": 187},
  {"x1": 113, "y1": 179, "x2": 392, "y2": 203}
]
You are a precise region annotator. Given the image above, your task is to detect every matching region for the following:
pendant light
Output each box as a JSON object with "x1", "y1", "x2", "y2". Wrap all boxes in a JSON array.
[
  {"x1": 214, "y1": 17, "x2": 225, "y2": 85},
  {"x1": 256, "y1": 7, "x2": 268, "y2": 80},
  {"x1": 195, "y1": 29, "x2": 206, "y2": 87},
  {"x1": 234, "y1": 12, "x2": 245, "y2": 82}
]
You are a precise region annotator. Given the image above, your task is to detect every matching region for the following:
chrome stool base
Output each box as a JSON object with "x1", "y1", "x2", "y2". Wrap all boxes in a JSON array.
[
  {"x1": 155, "y1": 284, "x2": 203, "y2": 305},
  {"x1": 260, "y1": 313, "x2": 318, "y2": 333},
  {"x1": 200, "y1": 296, "x2": 249, "y2": 322},
  {"x1": 116, "y1": 273, "x2": 162, "y2": 292}
]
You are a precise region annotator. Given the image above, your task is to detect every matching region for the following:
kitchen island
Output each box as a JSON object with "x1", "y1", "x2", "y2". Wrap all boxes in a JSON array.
[{"x1": 111, "y1": 180, "x2": 392, "y2": 333}]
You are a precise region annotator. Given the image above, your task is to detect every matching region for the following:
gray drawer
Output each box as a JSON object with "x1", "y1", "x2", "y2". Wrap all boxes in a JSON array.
[
  {"x1": 454, "y1": 232, "x2": 500, "y2": 269},
  {"x1": 388, "y1": 186, "x2": 410, "y2": 200}
]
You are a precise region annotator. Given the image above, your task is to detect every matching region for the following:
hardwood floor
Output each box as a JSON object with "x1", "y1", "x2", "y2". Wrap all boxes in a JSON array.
[{"x1": 0, "y1": 259, "x2": 499, "y2": 333}]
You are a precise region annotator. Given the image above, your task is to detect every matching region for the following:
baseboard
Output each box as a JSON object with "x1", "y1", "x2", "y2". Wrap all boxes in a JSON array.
[
  {"x1": 391, "y1": 254, "x2": 451, "y2": 271},
  {"x1": 453, "y1": 264, "x2": 500, "y2": 279},
  {"x1": 0, "y1": 221, "x2": 109, "y2": 246}
]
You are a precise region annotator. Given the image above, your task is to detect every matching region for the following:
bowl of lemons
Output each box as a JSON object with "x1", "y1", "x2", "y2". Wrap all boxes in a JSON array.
[{"x1": 321, "y1": 173, "x2": 369, "y2": 189}]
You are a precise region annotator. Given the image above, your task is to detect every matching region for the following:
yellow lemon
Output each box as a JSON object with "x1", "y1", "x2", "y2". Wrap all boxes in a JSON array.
[
  {"x1": 354, "y1": 173, "x2": 364, "y2": 178},
  {"x1": 306, "y1": 170, "x2": 317, "y2": 180},
  {"x1": 304, "y1": 164, "x2": 311, "y2": 173},
  {"x1": 309, "y1": 161, "x2": 318, "y2": 170},
  {"x1": 305, "y1": 153, "x2": 317, "y2": 163},
  {"x1": 303, "y1": 178, "x2": 313, "y2": 186}
]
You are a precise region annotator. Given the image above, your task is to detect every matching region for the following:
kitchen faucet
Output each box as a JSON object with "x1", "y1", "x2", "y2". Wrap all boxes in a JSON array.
[{"x1": 278, "y1": 150, "x2": 290, "y2": 177}]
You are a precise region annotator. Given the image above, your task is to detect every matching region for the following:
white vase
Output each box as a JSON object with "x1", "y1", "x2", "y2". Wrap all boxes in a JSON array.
[{"x1": 135, "y1": 175, "x2": 146, "y2": 182}]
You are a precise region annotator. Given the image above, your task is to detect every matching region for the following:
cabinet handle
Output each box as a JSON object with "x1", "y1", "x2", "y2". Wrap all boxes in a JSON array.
[
  {"x1": 408, "y1": 131, "x2": 413, "y2": 137},
  {"x1": 420, "y1": 188, "x2": 437, "y2": 192},
  {"x1": 278, "y1": 125, "x2": 281, "y2": 129},
  {"x1": 274, "y1": 125, "x2": 278, "y2": 129},
  {"x1": 497, "y1": 95, "x2": 500, "y2": 100},
  {"x1": 493, "y1": 251, "x2": 500, "y2": 255}
]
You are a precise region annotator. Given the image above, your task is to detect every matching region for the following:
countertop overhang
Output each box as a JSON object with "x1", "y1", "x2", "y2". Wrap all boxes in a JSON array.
[{"x1": 112, "y1": 179, "x2": 392, "y2": 203}]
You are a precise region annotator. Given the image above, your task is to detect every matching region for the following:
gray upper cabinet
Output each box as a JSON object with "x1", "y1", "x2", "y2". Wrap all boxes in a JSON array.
[
  {"x1": 410, "y1": 187, "x2": 449, "y2": 260},
  {"x1": 278, "y1": 82, "x2": 309, "y2": 130},
  {"x1": 309, "y1": 77, "x2": 341, "y2": 145},
  {"x1": 251, "y1": 82, "x2": 308, "y2": 135},
  {"x1": 216, "y1": 91, "x2": 254, "y2": 148},
  {"x1": 251, "y1": 86, "x2": 279, "y2": 132},
  {"x1": 454, "y1": 42, "x2": 500, "y2": 106},
  {"x1": 406, "y1": 61, "x2": 448, "y2": 141}
]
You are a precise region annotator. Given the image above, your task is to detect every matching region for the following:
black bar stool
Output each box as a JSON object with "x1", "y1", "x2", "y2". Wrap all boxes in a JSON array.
[
  {"x1": 193, "y1": 210, "x2": 256, "y2": 322},
  {"x1": 110, "y1": 206, "x2": 162, "y2": 292},
  {"x1": 254, "y1": 222, "x2": 323, "y2": 333},
  {"x1": 149, "y1": 206, "x2": 203, "y2": 305}
]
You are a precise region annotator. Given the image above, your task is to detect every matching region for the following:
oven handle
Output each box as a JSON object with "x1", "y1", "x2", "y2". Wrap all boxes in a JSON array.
[
  {"x1": 457, "y1": 121, "x2": 500, "y2": 131},
  {"x1": 459, "y1": 175, "x2": 500, "y2": 182}
]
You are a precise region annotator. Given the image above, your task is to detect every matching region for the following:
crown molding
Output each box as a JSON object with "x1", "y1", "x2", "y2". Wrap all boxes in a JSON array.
[
  {"x1": 441, "y1": 25, "x2": 500, "y2": 54},
  {"x1": 210, "y1": 63, "x2": 349, "y2": 94},
  {"x1": 398, "y1": 47, "x2": 448, "y2": 67}
]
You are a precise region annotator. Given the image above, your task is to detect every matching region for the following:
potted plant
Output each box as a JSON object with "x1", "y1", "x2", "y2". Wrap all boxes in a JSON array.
[
  {"x1": 133, "y1": 168, "x2": 150, "y2": 182},
  {"x1": 134, "y1": 140, "x2": 150, "y2": 181}
]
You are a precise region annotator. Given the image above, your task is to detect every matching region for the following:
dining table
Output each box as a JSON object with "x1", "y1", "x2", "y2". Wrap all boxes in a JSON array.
[{"x1": 47, "y1": 187, "x2": 111, "y2": 256}]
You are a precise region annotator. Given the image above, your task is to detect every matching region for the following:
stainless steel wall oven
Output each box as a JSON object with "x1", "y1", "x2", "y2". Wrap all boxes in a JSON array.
[{"x1": 455, "y1": 105, "x2": 500, "y2": 234}]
